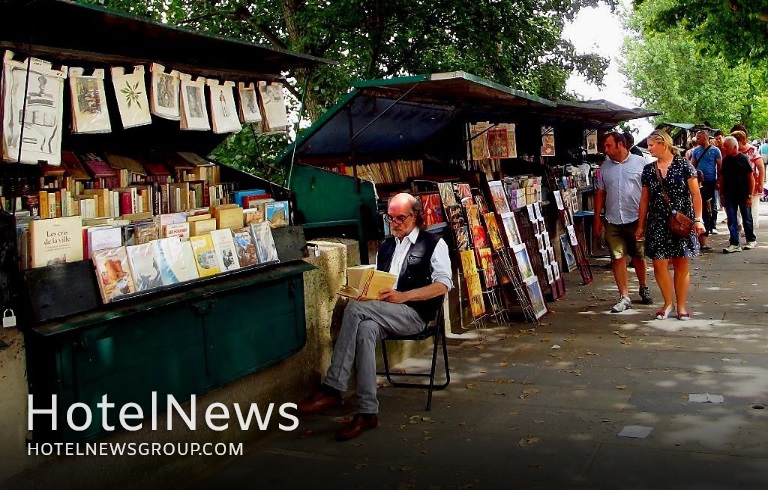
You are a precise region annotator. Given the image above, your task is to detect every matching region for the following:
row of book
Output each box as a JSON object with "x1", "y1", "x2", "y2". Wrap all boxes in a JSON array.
[
  {"x1": 13, "y1": 180, "x2": 240, "y2": 219},
  {"x1": 93, "y1": 222, "x2": 279, "y2": 304},
  {"x1": 18, "y1": 199, "x2": 289, "y2": 270},
  {"x1": 487, "y1": 176, "x2": 543, "y2": 214},
  {"x1": 351, "y1": 160, "x2": 424, "y2": 184}
]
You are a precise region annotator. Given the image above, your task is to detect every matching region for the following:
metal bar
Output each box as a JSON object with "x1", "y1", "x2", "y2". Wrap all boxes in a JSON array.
[{"x1": 286, "y1": 73, "x2": 311, "y2": 190}]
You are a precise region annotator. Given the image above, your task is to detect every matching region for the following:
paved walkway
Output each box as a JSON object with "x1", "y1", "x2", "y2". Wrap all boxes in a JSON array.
[{"x1": 185, "y1": 212, "x2": 768, "y2": 490}]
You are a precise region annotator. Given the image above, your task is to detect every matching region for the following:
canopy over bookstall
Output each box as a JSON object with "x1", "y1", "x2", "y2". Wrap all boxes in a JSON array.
[
  {"x1": 279, "y1": 71, "x2": 658, "y2": 164},
  {"x1": 0, "y1": 0, "x2": 328, "y2": 80},
  {"x1": 278, "y1": 71, "x2": 658, "y2": 250}
]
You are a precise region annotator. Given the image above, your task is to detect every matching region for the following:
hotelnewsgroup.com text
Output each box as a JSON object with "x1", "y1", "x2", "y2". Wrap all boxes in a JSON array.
[{"x1": 28, "y1": 442, "x2": 243, "y2": 457}]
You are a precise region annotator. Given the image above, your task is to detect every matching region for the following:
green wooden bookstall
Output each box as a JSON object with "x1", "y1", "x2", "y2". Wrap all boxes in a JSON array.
[
  {"x1": 0, "y1": 0, "x2": 329, "y2": 442},
  {"x1": 277, "y1": 72, "x2": 658, "y2": 326}
]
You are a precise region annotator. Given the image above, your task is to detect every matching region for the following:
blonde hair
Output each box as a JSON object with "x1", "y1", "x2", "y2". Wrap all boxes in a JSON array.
[
  {"x1": 647, "y1": 130, "x2": 679, "y2": 156},
  {"x1": 730, "y1": 130, "x2": 747, "y2": 144}
]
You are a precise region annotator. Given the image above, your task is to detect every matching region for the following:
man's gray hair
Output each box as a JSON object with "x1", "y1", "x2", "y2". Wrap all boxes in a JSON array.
[{"x1": 724, "y1": 135, "x2": 738, "y2": 148}]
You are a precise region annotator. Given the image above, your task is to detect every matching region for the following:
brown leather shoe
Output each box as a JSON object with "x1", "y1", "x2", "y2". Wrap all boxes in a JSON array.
[
  {"x1": 297, "y1": 392, "x2": 342, "y2": 414},
  {"x1": 336, "y1": 414, "x2": 379, "y2": 441}
]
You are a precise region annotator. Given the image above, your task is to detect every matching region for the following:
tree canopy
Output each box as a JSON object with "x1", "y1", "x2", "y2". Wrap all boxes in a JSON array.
[
  {"x1": 79, "y1": 0, "x2": 618, "y2": 173},
  {"x1": 622, "y1": 0, "x2": 768, "y2": 137}
]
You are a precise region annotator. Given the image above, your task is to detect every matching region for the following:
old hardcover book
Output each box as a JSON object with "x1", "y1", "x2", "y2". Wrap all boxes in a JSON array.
[
  {"x1": 189, "y1": 234, "x2": 221, "y2": 277},
  {"x1": 210, "y1": 229, "x2": 240, "y2": 271},
  {"x1": 60, "y1": 151, "x2": 91, "y2": 180},
  {"x1": 155, "y1": 237, "x2": 199, "y2": 284},
  {"x1": 189, "y1": 218, "x2": 217, "y2": 236},
  {"x1": 92, "y1": 246, "x2": 136, "y2": 303},
  {"x1": 163, "y1": 222, "x2": 190, "y2": 240},
  {"x1": 337, "y1": 265, "x2": 396, "y2": 301},
  {"x1": 126, "y1": 242, "x2": 163, "y2": 291},
  {"x1": 231, "y1": 226, "x2": 259, "y2": 267},
  {"x1": 214, "y1": 205, "x2": 244, "y2": 230},
  {"x1": 29, "y1": 216, "x2": 84, "y2": 268}
]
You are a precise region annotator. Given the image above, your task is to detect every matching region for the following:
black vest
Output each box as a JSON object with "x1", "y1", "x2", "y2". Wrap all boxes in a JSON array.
[{"x1": 377, "y1": 230, "x2": 443, "y2": 322}]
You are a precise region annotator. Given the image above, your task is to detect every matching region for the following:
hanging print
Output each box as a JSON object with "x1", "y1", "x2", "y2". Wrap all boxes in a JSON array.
[
  {"x1": 238, "y1": 82, "x2": 263, "y2": 124},
  {"x1": 258, "y1": 81, "x2": 289, "y2": 133},
  {"x1": 2, "y1": 51, "x2": 67, "y2": 165},
  {"x1": 111, "y1": 65, "x2": 151, "y2": 129},
  {"x1": 541, "y1": 125, "x2": 555, "y2": 157},
  {"x1": 69, "y1": 67, "x2": 111, "y2": 134},
  {"x1": 179, "y1": 74, "x2": 210, "y2": 131},
  {"x1": 585, "y1": 129, "x2": 598, "y2": 154},
  {"x1": 208, "y1": 79, "x2": 242, "y2": 134},
  {"x1": 150, "y1": 63, "x2": 180, "y2": 120}
]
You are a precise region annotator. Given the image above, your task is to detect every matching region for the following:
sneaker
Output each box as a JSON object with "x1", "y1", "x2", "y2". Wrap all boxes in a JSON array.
[
  {"x1": 723, "y1": 244, "x2": 742, "y2": 253},
  {"x1": 709, "y1": 228, "x2": 720, "y2": 235},
  {"x1": 611, "y1": 295, "x2": 632, "y2": 313},
  {"x1": 744, "y1": 241, "x2": 757, "y2": 250},
  {"x1": 639, "y1": 286, "x2": 653, "y2": 305}
]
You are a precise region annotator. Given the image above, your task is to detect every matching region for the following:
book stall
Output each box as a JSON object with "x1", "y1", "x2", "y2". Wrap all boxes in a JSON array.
[
  {"x1": 280, "y1": 73, "x2": 657, "y2": 331},
  {"x1": 0, "y1": 0, "x2": 329, "y2": 442}
]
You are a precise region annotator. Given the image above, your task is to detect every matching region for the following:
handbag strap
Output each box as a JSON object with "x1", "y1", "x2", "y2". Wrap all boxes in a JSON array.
[{"x1": 654, "y1": 162, "x2": 676, "y2": 214}]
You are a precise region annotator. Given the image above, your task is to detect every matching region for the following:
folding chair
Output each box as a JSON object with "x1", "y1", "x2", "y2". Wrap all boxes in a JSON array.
[{"x1": 377, "y1": 306, "x2": 450, "y2": 411}]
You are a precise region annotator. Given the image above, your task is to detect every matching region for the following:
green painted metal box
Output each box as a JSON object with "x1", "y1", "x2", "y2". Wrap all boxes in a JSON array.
[{"x1": 24, "y1": 262, "x2": 313, "y2": 442}]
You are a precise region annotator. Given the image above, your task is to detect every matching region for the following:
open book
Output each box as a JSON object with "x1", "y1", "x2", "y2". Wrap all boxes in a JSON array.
[{"x1": 337, "y1": 265, "x2": 397, "y2": 301}]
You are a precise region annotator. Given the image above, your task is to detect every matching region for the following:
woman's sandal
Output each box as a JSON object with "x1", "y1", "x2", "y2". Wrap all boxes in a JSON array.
[
  {"x1": 655, "y1": 305, "x2": 674, "y2": 320},
  {"x1": 677, "y1": 312, "x2": 691, "y2": 321}
]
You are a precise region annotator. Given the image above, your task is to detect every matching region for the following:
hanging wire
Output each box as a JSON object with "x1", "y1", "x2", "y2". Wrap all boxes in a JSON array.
[{"x1": 285, "y1": 71, "x2": 312, "y2": 190}]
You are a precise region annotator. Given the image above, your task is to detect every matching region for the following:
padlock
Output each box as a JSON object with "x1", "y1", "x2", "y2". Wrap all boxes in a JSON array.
[{"x1": 3, "y1": 309, "x2": 16, "y2": 328}]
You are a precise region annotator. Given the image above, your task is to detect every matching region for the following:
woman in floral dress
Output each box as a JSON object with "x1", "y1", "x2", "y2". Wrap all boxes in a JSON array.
[{"x1": 635, "y1": 130, "x2": 705, "y2": 320}]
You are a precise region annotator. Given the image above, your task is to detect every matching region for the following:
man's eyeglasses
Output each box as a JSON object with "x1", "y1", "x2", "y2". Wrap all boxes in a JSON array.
[{"x1": 384, "y1": 213, "x2": 412, "y2": 224}]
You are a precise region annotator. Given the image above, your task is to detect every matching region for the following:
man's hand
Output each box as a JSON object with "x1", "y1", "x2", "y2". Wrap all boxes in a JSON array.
[
  {"x1": 747, "y1": 197, "x2": 752, "y2": 207},
  {"x1": 378, "y1": 288, "x2": 410, "y2": 304},
  {"x1": 592, "y1": 218, "x2": 603, "y2": 237}
]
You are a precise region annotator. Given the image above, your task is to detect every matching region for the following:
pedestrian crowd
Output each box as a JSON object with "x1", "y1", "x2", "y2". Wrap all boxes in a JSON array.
[{"x1": 595, "y1": 125, "x2": 765, "y2": 321}]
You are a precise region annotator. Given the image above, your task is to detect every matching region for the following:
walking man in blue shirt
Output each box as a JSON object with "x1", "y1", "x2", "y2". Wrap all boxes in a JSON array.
[
  {"x1": 593, "y1": 131, "x2": 653, "y2": 312},
  {"x1": 690, "y1": 130, "x2": 722, "y2": 246}
]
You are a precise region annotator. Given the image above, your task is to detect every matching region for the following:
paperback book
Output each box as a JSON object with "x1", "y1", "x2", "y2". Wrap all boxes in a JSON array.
[{"x1": 92, "y1": 246, "x2": 136, "y2": 303}]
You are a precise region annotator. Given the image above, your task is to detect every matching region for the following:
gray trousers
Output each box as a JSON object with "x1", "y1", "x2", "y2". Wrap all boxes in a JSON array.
[{"x1": 323, "y1": 300, "x2": 425, "y2": 414}]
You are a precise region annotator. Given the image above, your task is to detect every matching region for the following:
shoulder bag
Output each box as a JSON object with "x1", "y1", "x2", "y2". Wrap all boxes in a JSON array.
[{"x1": 655, "y1": 162, "x2": 694, "y2": 237}]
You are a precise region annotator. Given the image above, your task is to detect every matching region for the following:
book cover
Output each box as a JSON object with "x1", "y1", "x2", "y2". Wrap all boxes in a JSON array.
[
  {"x1": 126, "y1": 242, "x2": 163, "y2": 291},
  {"x1": 92, "y1": 246, "x2": 136, "y2": 303},
  {"x1": 189, "y1": 218, "x2": 217, "y2": 236},
  {"x1": 231, "y1": 227, "x2": 260, "y2": 267},
  {"x1": 210, "y1": 229, "x2": 240, "y2": 271},
  {"x1": 488, "y1": 181, "x2": 510, "y2": 214},
  {"x1": 265, "y1": 201, "x2": 289, "y2": 228},
  {"x1": 483, "y1": 213, "x2": 504, "y2": 250},
  {"x1": 248, "y1": 222, "x2": 278, "y2": 263},
  {"x1": 420, "y1": 194, "x2": 445, "y2": 228},
  {"x1": 487, "y1": 127, "x2": 510, "y2": 159},
  {"x1": 337, "y1": 265, "x2": 396, "y2": 301},
  {"x1": 163, "y1": 222, "x2": 190, "y2": 240},
  {"x1": 156, "y1": 237, "x2": 199, "y2": 284},
  {"x1": 29, "y1": 216, "x2": 84, "y2": 268},
  {"x1": 134, "y1": 222, "x2": 159, "y2": 244},
  {"x1": 437, "y1": 182, "x2": 457, "y2": 207},
  {"x1": 80, "y1": 153, "x2": 117, "y2": 178},
  {"x1": 243, "y1": 207, "x2": 265, "y2": 225},
  {"x1": 233, "y1": 189, "x2": 266, "y2": 207},
  {"x1": 478, "y1": 248, "x2": 498, "y2": 288},
  {"x1": 465, "y1": 273, "x2": 486, "y2": 319},
  {"x1": 87, "y1": 226, "x2": 122, "y2": 254},
  {"x1": 500, "y1": 212, "x2": 522, "y2": 246},
  {"x1": 60, "y1": 151, "x2": 91, "y2": 180},
  {"x1": 189, "y1": 234, "x2": 221, "y2": 277}
]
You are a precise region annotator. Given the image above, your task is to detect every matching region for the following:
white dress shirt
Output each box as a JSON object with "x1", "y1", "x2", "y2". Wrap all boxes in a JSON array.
[{"x1": 380, "y1": 228, "x2": 453, "y2": 291}]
